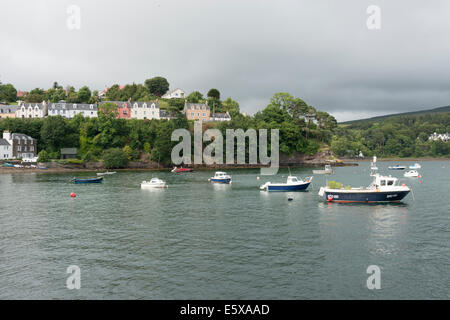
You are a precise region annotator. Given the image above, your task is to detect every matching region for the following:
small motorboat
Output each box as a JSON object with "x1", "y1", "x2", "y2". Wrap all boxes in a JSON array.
[
  {"x1": 260, "y1": 176, "x2": 312, "y2": 192},
  {"x1": 3, "y1": 162, "x2": 14, "y2": 167},
  {"x1": 141, "y1": 178, "x2": 167, "y2": 189},
  {"x1": 404, "y1": 170, "x2": 420, "y2": 177},
  {"x1": 409, "y1": 163, "x2": 421, "y2": 169},
  {"x1": 97, "y1": 171, "x2": 117, "y2": 176},
  {"x1": 388, "y1": 165, "x2": 406, "y2": 170},
  {"x1": 318, "y1": 174, "x2": 410, "y2": 203},
  {"x1": 209, "y1": 171, "x2": 232, "y2": 184},
  {"x1": 312, "y1": 165, "x2": 333, "y2": 174},
  {"x1": 73, "y1": 177, "x2": 103, "y2": 184},
  {"x1": 171, "y1": 166, "x2": 193, "y2": 173}
]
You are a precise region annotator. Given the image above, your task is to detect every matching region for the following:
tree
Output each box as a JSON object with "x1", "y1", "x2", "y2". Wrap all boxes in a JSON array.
[
  {"x1": 187, "y1": 91, "x2": 203, "y2": 103},
  {"x1": 144, "y1": 77, "x2": 169, "y2": 97},
  {"x1": 102, "y1": 148, "x2": 128, "y2": 168},
  {"x1": 40, "y1": 116, "x2": 70, "y2": 152},
  {"x1": 0, "y1": 83, "x2": 17, "y2": 102},
  {"x1": 24, "y1": 88, "x2": 45, "y2": 103},
  {"x1": 222, "y1": 97, "x2": 240, "y2": 117},
  {"x1": 77, "y1": 86, "x2": 91, "y2": 103},
  {"x1": 207, "y1": 88, "x2": 220, "y2": 100},
  {"x1": 37, "y1": 150, "x2": 50, "y2": 162}
]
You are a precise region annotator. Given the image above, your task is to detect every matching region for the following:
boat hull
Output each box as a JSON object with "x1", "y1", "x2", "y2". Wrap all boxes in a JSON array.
[
  {"x1": 266, "y1": 182, "x2": 311, "y2": 192},
  {"x1": 211, "y1": 178, "x2": 231, "y2": 184},
  {"x1": 324, "y1": 190, "x2": 410, "y2": 203},
  {"x1": 74, "y1": 177, "x2": 103, "y2": 184}
]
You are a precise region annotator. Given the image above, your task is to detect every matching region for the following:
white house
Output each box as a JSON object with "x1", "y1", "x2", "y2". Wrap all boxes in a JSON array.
[
  {"x1": 210, "y1": 112, "x2": 232, "y2": 122},
  {"x1": 16, "y1": 102, "x2": 48, "y2": 118},
  {"x1": 48, "y1": 101, "x2": 98, "y2": 118},
  {"x1": 130, "y1": 101, "x2": 160, "y2": 120},
  {"x1": 429, "y1": 132, "x2": 449, "y2": 142},
  {"x1": 162, "y1": 88, "x2": 185, "y2": 99},
  {"x1": 0, "y1": 138, "x2": 12, "y2": 159}
]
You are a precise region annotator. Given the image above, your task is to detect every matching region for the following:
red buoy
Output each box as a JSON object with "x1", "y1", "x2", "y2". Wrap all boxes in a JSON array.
[{"x1": 70, "y1": 192, "x2": 76, "y2": 198}]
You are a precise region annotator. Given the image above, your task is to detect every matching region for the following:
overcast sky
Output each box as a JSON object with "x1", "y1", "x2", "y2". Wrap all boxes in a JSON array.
[{"x1": 1, "y1": 0, "x2": 450, "y2": 121}]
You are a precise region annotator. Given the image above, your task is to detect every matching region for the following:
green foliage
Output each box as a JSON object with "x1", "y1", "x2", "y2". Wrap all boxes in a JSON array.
[
  {"x1": 187, "y1": 91, "x2": 203, "y2": 103},
  {"x1": 328, "y1": 181, "x2": 342, "y2": 189},
  {"x1": 207, "y1": 88, "x2": 220, "y2": 100},
  {"x1": 102, "y1": 148, "x2": 129, "y2": 169},
  {"x1": 145, "y1": 77, "x2": 169, "y2": 97},
  {"x1": 0, "y1": 83, "x2": 17, "y2": 102},
  {"x1": 37, "y1": 150, "x2": 49, "y2": 162}
]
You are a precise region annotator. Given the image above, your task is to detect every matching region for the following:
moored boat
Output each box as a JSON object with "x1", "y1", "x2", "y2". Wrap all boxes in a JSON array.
[
  {"x1": 97, "y1": 171, "x2": 117, "y2": 176},
  {"x1": 141, "y1": 178, "x2": 167, "y2": 189},
  {"x1": 404, "y1": 170, "x2": 420, "y2": 177},
  {"x1": 260, "y1": 176, "x2": 312, "y2": 192},
  {"x1": 209, "y1": 171, "x2": 231, "y2": 184},
  {"x1": 171, "y1": 166, "x2": 193, "y2": 173},
  {"x1": 388, "y1": 165, "x2": 406, "y2": 170},
  {"x1": 409, "y1": 163, "x2": 421, "y2": 169},
  {"x1": 312, "y1": 165, "x2": 333, "y2": 175},
  {"x1": 318, "y1": 174, "x2": 410, "y2": 203},
  {"x1": 73, "y1": 177, "x2": 103, "y2": 184}
]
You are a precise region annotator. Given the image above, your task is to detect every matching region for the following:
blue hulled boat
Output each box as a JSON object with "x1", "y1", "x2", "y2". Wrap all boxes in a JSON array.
[
  {"x1": 209, "y1": 172, "x2": 232, "y2": 184},
  {"x1": 73, "y1": 177, "x2": 103, "y2": 184},
  {"x1": 260, "y1": 176, "x2": 312, "y2": 192},
  {"x1": 318, "y1": 174, "x2": 410, "y2": 203}
]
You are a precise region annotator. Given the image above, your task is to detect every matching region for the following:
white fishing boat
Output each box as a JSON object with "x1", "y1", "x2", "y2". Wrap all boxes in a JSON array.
[
  {"x1": 260, "y1": 176, "x2": 312, "y2": 192},
  {"x1": 312, "y1": 165, "x2": 333, "y2": 175},
  {"x1": 209, "y1": 171, "x2": 232, "y2": 184},
  {"x1": 409, "y1": 163, "x2": 421, "y2": 169},
  {"x1": 97, "y1": 171, "x2": 117, "y2": 176},
  {"x1": 141, "y1": 178, "x2": 167, "y2": 189},
  {"x1": 404, "y1": 170, "x2": 420, "y2": 178}
]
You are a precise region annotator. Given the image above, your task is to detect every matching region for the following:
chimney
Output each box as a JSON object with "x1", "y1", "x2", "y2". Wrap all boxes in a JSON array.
[{"x1": 3, "y1": 130, "x2": 11, "y2": 140}]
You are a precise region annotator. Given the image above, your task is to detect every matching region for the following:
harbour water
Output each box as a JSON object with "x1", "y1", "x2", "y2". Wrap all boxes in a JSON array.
[{"x1": 1, "y1": 161, "x2": 449, "y2": 299}]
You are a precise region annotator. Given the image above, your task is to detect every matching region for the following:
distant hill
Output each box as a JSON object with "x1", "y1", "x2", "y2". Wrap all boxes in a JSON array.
[{"x1": 340, "y1": 105, "x2": 450, "y2": 125}]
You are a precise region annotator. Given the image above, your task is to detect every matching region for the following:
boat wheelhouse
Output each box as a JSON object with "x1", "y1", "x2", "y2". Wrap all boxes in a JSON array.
[
  {"x1": 209, "y1": 171, "x2": 231, "y2": 184},
  {"x1": 141, "y1": 177, "x2": 167, "y2": 189},
  {"x1": 318, "y1": 174, "x2": 410, "y2": 203},
  {"x1": 409, "y1": 163, "x2": 421, "y2": 169},
  {"x1": 260, "y1": 176, "x2": 312, "y2": 192}
]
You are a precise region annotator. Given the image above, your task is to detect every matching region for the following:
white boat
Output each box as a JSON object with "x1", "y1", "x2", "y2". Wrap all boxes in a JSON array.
[
  {"x1": 370, "y1": 155, "x2": 378, "y2": 171},
  {"x1": 97, "y1": 171, "x2": 117, "y2": 176},
  {"x1": 141, "y1": 178, "x2": 167, "y2": 189},
  {"x1": 209, "y1": 171, "x2": 232, "y2": 184},
  {"x1": 404, "y1": 170, "x2": 420, "y2": 177},
  {"x1": 388, "y1": 165, "x2": 406, "y2": 170},
  {"x1": 260, "y1": 176, "x2": 312, "y2": 192},
  {"x1": 409, "y1": 163, "x2": 421, "y2": 169},
  {"x1": 312, "y1": 165, "x2": 333, "y2": 174}
]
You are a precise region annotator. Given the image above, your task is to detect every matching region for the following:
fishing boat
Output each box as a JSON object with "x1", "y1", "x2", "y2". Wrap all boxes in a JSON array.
[
  {"x1": 404, "y1": 170, "x2": 420, "y2": 178},
  {"x1": 260, "y1": 176, "x2": 312, "y2": 192},
  {"x1": 97, "y1": 171, "x2": 117, "y2": 176},
  {"x1": 312, "y1": 164, "x2": 333, "y2": 175},
  {"x1": 409, "y1": 163, "x2": 421, "y2": 169},
  {"x1": 171, "y1": 166, "x2": 193, "y2": 173},
  {"x1": 388, "y1": 165, "x2": 406, "y2": 170},
  {"x1": 73, "y1": 177, "x2": 103, "y2": 184},
  {"x1": 209, "y1": 171, "x2": 232, "y2": 184},
  {"x1": 318, "y1": 173, "x2": 410, "y2": 203},
  {"x1": 141, "y1": 178, "x2": 167, "y2": 189}
]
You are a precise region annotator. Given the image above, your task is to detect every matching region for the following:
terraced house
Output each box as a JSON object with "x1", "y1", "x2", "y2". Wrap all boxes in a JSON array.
[
  {"x1": 0, "y1": 105, "x2": 18, "y2": 118},
  {"x1": 100, "y1": 101, "x2": 131, "y2": 119},
  {"x1": 16, "y1": 102, "x2": 48, "y2": 118},
  {"x1": 130, "y1": 101, "x2": 160, "y2": 120},
  {"x1": 2, "y1": 131, "x2": 37, "y2": 160},
  {"x1": 183, "y1": 101, "x2": 210, "y2": 121},
  {"x1": 48, "y1": 101, "x2": 98, "y2": 118}
]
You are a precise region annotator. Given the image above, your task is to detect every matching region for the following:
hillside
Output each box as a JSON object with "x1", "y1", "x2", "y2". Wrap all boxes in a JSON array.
[{"x1": 341, "y1": 105, "x2": 450, "y2": 125}]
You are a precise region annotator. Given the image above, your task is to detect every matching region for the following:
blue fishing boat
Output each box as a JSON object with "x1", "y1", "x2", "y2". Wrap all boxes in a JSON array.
[
  {"x1": 260, "y1": 176, "x2": 312, "y2": 192},
  {"x1": 318, "y1": 174, "x2": 410, "y2": 203},
  {"x1": 209, "y1": 171, "x2": 232, "y2": 184},
  {"x1": 73, "y1": 177, "x2": 103, "y2": 184}
]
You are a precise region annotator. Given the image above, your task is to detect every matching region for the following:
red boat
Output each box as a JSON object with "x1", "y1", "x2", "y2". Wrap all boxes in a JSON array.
[{"x1": 171, "y1": 166, "x2": 193, "y2": 173}]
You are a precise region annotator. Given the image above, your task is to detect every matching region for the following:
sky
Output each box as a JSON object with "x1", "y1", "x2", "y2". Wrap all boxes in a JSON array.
[{"x1": 1, "y1": 0, "x2": 450, "y2": 121}]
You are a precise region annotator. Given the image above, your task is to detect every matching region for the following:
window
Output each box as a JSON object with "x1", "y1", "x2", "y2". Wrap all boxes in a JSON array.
[
  {"x1": 387, "y1": 180, "x2": 394, "y2": 186},
  {"x1": 202, "y1": 113, "x2": 206, "y2": 116},
  {"x1": 380, "y1": 180, "x2": 386, "y2": 186},
  {"x1": 191, "y1": 112, "x2": 194, "y2": 116}
]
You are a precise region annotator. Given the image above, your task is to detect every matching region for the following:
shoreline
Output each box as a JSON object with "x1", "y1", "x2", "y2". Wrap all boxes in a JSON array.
[{"x1": 340, "y1": 157, "x2": 450, "y2": 162}]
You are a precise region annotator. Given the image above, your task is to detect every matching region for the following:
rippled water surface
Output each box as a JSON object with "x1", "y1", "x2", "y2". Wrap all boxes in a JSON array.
[{"x1": 1, "y1": 161, "x2": 449, "y2": 299}]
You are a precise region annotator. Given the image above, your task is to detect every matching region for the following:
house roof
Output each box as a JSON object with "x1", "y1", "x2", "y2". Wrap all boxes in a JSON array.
[
  {"x1": 211, "y1": 112, "x2": 231, "y2": 119},
  {"x1": 0, "y1": 138, "x2": 10, "y2": 146},
  {"x1": 11, "y1": 133, "x2": 34, "y2": 140},
  {"x1": 0, "y1": 105, "x2": 19, "y2": 113},
  {"x1": 18, "y1": 102, "x2": 46, "y2": 109},
  {"x1": 61, "y1": 148, "x2": 77, "y2": 154},
  {"x1": 50, "y1": 102, "x2": 98, "y2": 111},
  {"x1": 130, "y1": 101, "x2": 160, "y2": 109},
  {"x1": 185, "y1": 103, "x2": 210, "y2": 111},
  {"x1": 100, "y1": 101, "x2": 131, "y2": 108},
  {"x1": 162, "y1": 88, "x2": 184, "y2": 97}
]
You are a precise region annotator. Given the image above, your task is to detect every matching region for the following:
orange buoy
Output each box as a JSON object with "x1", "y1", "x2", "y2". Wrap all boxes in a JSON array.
[{"x1": 70, "y1": 192, "x2": 76, "y2": 198}]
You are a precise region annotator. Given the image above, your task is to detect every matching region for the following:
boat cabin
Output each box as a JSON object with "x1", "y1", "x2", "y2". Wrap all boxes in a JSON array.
[
  {"x1": 287, "y1": 176, "x2": 301, "y2": 184},
  {"x1": 372, "y1": 174, "x2": 398, "y2": 188}
]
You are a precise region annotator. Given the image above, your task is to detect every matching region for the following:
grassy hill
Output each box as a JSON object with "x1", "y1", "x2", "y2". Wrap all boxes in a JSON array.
[{"x1": 340, "y1": 105, "x2": 450, "y2": 125}]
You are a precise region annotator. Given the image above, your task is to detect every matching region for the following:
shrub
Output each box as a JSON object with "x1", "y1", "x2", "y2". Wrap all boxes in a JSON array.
[
  {"x1": 38, "y1": 150, "x2": 50, "y2": 162},
  {"x1": 102, "y1": 148, "x2": 128, "y2": 169}
]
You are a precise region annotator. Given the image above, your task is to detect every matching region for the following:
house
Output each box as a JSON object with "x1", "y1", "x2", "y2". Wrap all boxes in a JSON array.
[
  {"x1": 183, "y1": 100, "x2": 210, "y2": 121},
  {"x1": 130, "y1": 101, "x2": 160, "y2": 120},
  {"x1": 100, "y1": 101, "x2": 131, "y2": 119},
  {"x1": 159, "y1": 109, "x2": 173, "y2": 120},
  {"x1": 0, "y1": 138, "x2": 12, "y2": 159},
  {"x1": 210, "y1": 112, "x2": 231, "y2": 122},
  {"x1": 16, "y1": 91, "x2": 27, "y2": 98},
  {"x1": 16, "y1": 101, "x2": 48, "y2": 118},
  {"x1": 0, "y1": 105, "x2": 18, "y2": 118},
  {"x1": 162, "y1": 88, "x2": 185, "y2": 99},
  {"x1": 428, "y1": 132, "x2": 449, "y2": 142},
  {"x1": 2, "y1": 131, "x2": 37, "y2": 160},
  {"x1": 61, "y1": 148, "x2": 78, "y2": 159},
  {"x1": 48, "y1": 101, "x2": 98, "y2": 118}
]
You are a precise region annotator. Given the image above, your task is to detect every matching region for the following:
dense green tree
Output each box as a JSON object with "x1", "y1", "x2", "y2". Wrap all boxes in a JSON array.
[
  {"x1": 187, "y1": 91, "x2": 203, "y2": 103},
  {"x1": 145, "y1": 77, "x2": 169, "y2": 97},
  {"x1": 0, "y1": 83, "x2": 17, "y2": 102},
  {"x1": 102, "y1": 148, "x2": 129, "y2": 168}
]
